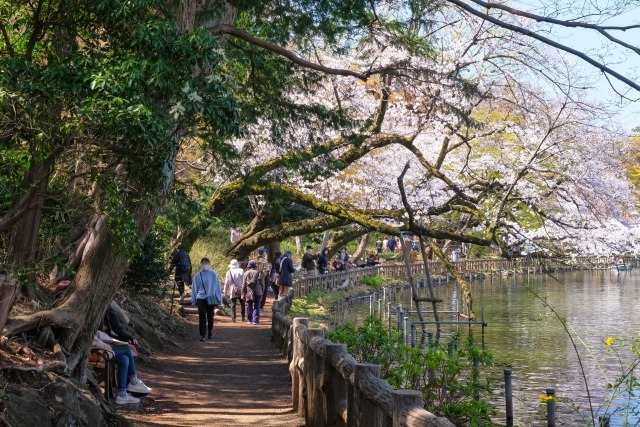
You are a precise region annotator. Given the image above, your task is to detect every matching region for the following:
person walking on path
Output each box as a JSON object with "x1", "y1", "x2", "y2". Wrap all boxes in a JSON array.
[
  {"x1": 387, "y1": 236, "x2": 397, "y2": 253},
  {"x1": 278, "y1": 250, "x2": 295, "y2": 297},
  {"x1": 242, "y1": 260, "x2": 265, "y2": 325},
  {"x1": 191, "y1": 258, "x2": 222, "y2": 341},
  {"x1": 318, "y1": 248, "x2": 329, "y2": 274},
  {"x1": 301, "y1": 245, "x2": 317, "y2": 275},
  {"x1": 271, "y1": 251, "x2": 282, "y2": 299},
  {"x1": 171, "y1": 244, "x2": 192, "y2": 306},
  {"x1": 376, "y1": 237, "x2": 383, "y2": 253},
  {"x1": 257, "y1": 247, "x2": 271, "y2": 311},
  {"x1": 223, "y1": 259, "x2": 245, "y2": 323}
]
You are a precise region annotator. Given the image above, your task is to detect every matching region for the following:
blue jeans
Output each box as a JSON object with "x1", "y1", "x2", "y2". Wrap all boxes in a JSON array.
[
  {"x1": 112, "y1": 345, "x2": 136, "y2": 391},
  {"x1": 247, "y1": 294, "x2": 262, "y2": 324}
]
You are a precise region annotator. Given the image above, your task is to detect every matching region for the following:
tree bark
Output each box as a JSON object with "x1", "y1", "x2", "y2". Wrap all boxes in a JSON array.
[
  {"x1": 0, "y1": 276, "x2": 19, "y2": 333},
  {"x1": 5, "y1": 198, "x2": 158, "y2": 378},
  {"x1": 7, "y1": 154, "x2": 57, "y2": 266},
  {"x1": 320, "y1": 230, "x2": 330, "y2": 251},
  {"x1": 227, "y1": 216, "x2": 346, "y2": 260},
  {"x1": 351, "y1": 233, "x2": 370, "y2": 264},
  {"x1": 295, "y1": 235, "x2": 304, "y2": 256},
  {"x1": 326, "y1": 227, "x2": 368, "y2": 259}
]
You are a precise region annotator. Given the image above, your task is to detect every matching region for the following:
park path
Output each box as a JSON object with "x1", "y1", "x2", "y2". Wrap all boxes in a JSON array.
[{"x1": 125, "y1": 299, "x2": 305, "y2": 427}]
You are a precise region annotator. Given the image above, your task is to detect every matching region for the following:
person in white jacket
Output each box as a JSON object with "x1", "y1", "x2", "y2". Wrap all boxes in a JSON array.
[
  {"x1": 223, "y1": 259, "x2": 245, "y2": 322},
  {"x1": 191, "y1": 257, "x2": 223, "y2": 341}
]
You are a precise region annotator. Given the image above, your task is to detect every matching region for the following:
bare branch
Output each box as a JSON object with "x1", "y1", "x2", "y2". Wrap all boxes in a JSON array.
[
  {"x1": 443, "y1": 0, "x2": 640, "y2": 92},
  {"x1": 208, "y1": 24, "x2": 371, "y2": 81}
]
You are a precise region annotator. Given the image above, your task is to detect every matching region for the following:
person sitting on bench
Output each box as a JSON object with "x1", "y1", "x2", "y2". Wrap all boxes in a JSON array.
[
  {"x1": 92, "y1": 331, "x2": 151, "y2": 405},
  {"x1": 104, "y1": 304, "x2": 138, "y2": 347}
]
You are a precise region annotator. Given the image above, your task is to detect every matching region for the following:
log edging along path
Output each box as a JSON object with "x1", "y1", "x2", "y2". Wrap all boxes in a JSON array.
[
  {"x1": 291, "y1": 255, "x2": 640, "y2": 298},
  {"x1": 272, "y1": 290, "x2": 455, "y2": 427}
]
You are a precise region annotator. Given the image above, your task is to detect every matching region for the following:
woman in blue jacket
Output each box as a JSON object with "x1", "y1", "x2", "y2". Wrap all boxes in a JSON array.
[
  {"x1": 191, "y1": 258, "x2": 222, "y2": 341},
  {"x1": 278, "y1": 251, "x2": 296, "y2": 297}
]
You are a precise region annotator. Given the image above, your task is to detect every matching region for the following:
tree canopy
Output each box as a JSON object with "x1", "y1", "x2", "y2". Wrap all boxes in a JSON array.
[{"x1": 0, "y1": 0, "x2": 639, "y2": 375}]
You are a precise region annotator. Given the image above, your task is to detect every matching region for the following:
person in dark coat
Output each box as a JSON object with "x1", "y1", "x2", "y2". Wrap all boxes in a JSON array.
[
  {"x1": 104, "y1": 304, "x2": 138, "y2": 346},
  {"x1": 278, "y1": 250, "x2": 295, "y2": 297},
  {"x1": 301, "y1": 246, "x2": 317, "y2": 274},
  {"x1": 318, "y1": 248, "x2": 329, "y2": 274},
  {"x1": 271, "y1": 251, "x2": 282, "y2": 300},
  {"x1": 171, "y1": 244, "x2": 192, "y2": 305},
  {"x1": 387, "y1": 237, "x2": 397, "y2": 253}
]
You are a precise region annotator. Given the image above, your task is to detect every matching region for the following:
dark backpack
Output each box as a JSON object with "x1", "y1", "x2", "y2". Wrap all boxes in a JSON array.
[{"x1": 177, "y1": 252, "x2": 190, "y2": 272}]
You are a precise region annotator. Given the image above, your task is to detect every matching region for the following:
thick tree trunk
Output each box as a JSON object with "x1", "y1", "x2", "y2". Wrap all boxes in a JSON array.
[
  {"x1": 54, "y1": 214, "x2": 103, "y2": 282},
  {"x1": 351, "y1": 233, "x2": 370, "y2": 264},
  {"x1": 0, "y1": 276, "x2": 19, "y2": 333},
  {"x1": 5, "y1": 201, "x2": 158, "y2": 378},
  {"x1": 8, "y1": 182, "x2": 46, "y2": 266},
  {"x1": 7, "y1": 157, "x2": 54, "y2": 266},
  {"x1": 326, "y1": 227, "x2": 367, "y2": 259},
  {"x1": 295, "y1": 235, "x2": 304, "y2": 256},
  {"x1": 320, "y1": 230, "x2": 330, "y2": 251}
]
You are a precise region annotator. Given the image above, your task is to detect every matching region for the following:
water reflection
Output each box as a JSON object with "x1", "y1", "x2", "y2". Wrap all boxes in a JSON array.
[{"x1": 349, "y1": 271, "x2": 640, "y2": 426}]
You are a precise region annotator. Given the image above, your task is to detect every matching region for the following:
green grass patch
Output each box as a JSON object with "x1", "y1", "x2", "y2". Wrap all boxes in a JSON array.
[
  {"x1": 361, "y1": 274, "x2": 387, "y2": 287},
  {"x1": 189, "y1": 224, "x2": 234, "y2": 275},
  {"x1": 288, "y1": 276, "x2": 394, "y2": 324}
]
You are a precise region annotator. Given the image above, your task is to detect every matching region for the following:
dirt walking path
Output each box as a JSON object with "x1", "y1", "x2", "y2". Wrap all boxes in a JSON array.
[{"x1": 125, "y1": 299, "x2": 305, "y2": 427}]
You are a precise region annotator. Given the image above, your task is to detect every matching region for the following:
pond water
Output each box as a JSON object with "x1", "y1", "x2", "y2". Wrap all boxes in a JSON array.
[{"x1": 346, "y1": 271, "x2": 640, "y2": 426}]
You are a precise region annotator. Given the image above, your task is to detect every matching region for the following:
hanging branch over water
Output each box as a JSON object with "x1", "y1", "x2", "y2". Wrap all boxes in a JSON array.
[
  {"x1": 429, "y1": 241, "x2": 475, "y2": 320},
  {"x1": 397, "y1": 161, "x2": 427, "y2": 340},
  {"x1": 417, "y1": 235, "x2": 442, "y2": 338}
]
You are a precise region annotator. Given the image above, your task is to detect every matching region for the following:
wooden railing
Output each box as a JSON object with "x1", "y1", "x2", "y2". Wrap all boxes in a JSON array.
[
  {"x1": 293, "y1": 255, "x2": 639, "y2": 297},
  {"x1": 292, "y1": 318, "x2": 454, "y2": 427},
  {"x1": 272, "y1": 292, "x2": 454, "y2": 427}
]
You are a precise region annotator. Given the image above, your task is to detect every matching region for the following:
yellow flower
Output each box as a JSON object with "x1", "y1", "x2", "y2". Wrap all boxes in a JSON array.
[
  {"x1": 539, "y1": 394, "x2": 555, "y2": 402},
  {"x1": 605, "y1": 336, "x2": 614, "y2": 346}
]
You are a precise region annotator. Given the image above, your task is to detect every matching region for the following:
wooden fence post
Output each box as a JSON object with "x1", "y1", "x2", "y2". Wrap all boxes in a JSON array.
[
  {"x1": 325, "y1": 343, "x2": 349, "y2": 426},
  {"x1": 291, "y1": 317, "x2": 309, "y2": 416},
  {"x1": 392, "y1": 389, "x2": 423, "y2": 426},
  {"x1": 304, "y1": 328, "x2": 325, "y2": 427},
  {"x1": 347, "y1": 363, "x2": 383, "y2": 427}
]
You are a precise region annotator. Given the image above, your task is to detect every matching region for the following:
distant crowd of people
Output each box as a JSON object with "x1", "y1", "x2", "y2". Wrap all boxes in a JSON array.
[
  {"x1": 171, "y1": 245, "x2": 295, "y2": 333},
  {"x1": 167, "y1": 234, "x2": 432, "y2": 346}
]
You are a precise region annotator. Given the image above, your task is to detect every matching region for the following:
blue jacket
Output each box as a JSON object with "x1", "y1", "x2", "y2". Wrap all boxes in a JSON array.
[
  {"x1": 191, "y1": 269, "x2": 222, "y2": 306},
  {"x1": 279, "y1": 256, "x2": 295, "y2": 287}
]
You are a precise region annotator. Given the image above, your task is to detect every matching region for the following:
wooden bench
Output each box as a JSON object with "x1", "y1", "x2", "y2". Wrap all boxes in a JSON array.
[{"x1": 88, "y1": 349, "x2": 115, "y2": 401}]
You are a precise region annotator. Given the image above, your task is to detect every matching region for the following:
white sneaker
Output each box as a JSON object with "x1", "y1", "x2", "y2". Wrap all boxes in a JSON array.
[
  {"x1": 116, "y1": 393, "x2": 140, "y2": 405},
  {"x1": 127, "y1": 380, "x2": 152, "y2": 394}
]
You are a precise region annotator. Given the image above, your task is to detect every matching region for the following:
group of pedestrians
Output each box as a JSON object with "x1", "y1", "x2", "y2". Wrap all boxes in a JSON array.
[
  {"x1": 375, "y1": 236, "x2": 398, "y2": 253},
  {"x1": 222, "y1": 248, "x2": 298, "y2": 324},
  {"x1": 172, "y1": 245, "x2": 297, "y2": 340}
]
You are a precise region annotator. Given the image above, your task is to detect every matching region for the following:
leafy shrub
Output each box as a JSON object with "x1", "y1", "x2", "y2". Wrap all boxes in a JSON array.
[
  {"x1": 327, "y1": 317, "x2": 493, "y2": 426},
  {"x1": 361, "y1": 275, "x2": 385, "y2": 287},
  {"x1": 122, "y1": 228, "x2": 171, "y2": 296}
]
